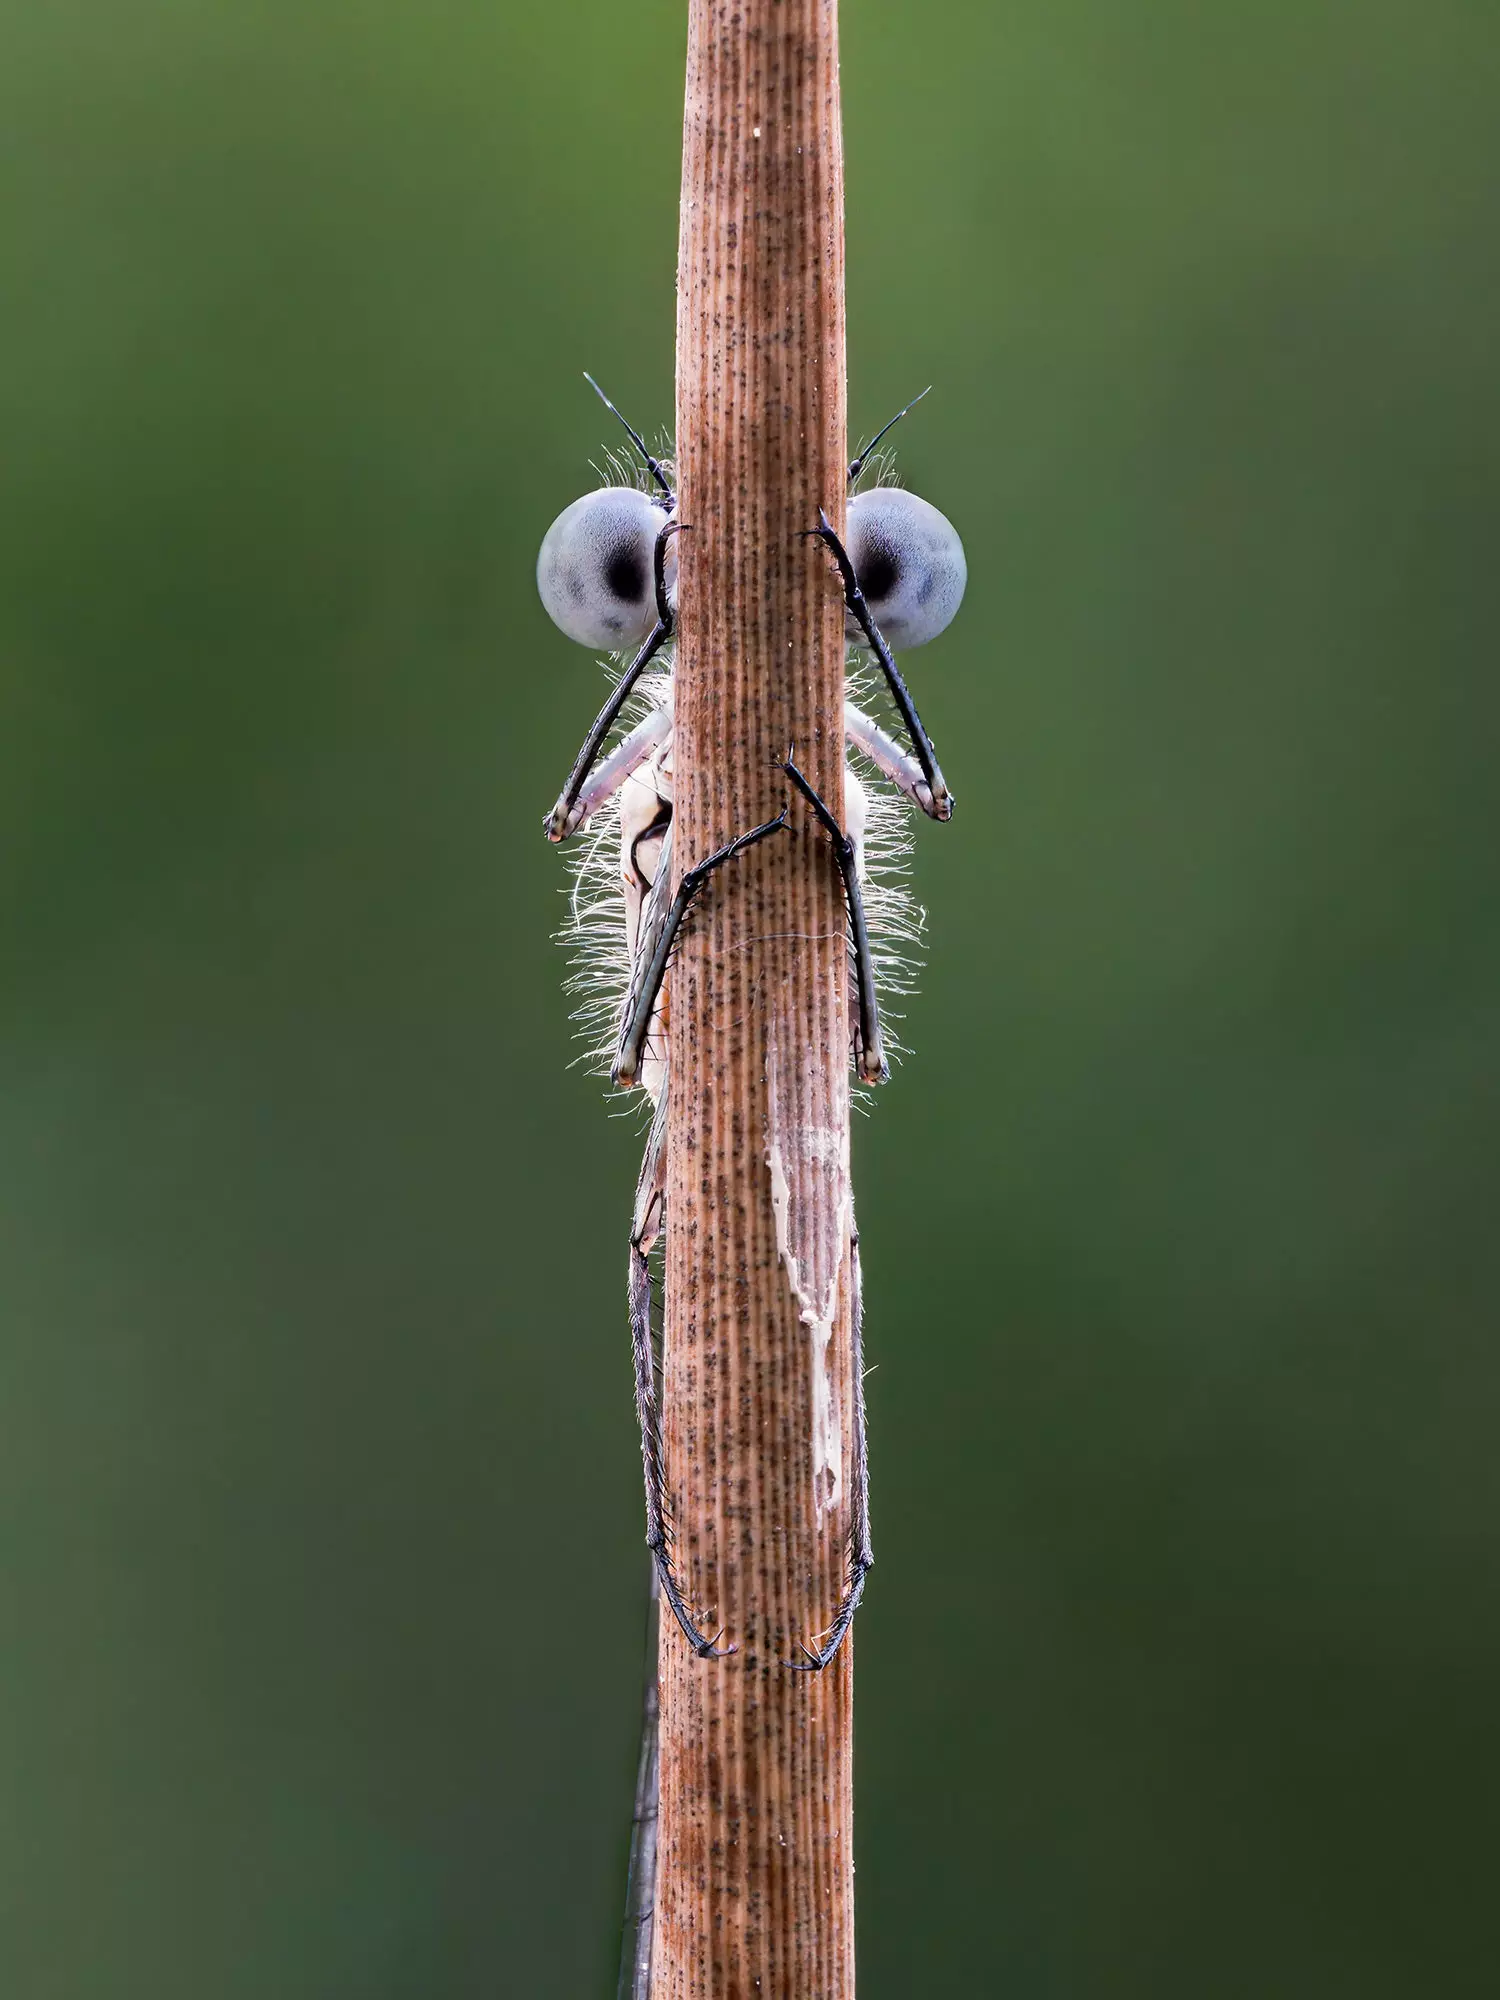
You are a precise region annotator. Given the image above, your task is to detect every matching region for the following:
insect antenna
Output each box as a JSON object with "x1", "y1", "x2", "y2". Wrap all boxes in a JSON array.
[
  {"x1": 583, "y1": 371, "x2": 676, "y2": 507},
  {"x1": 847, "y1": 384, "x2": 931, "y2": 484}
]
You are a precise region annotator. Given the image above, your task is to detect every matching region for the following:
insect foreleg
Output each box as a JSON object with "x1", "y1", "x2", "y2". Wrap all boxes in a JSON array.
[
  {"x1": 791, "y1": 1218, "x2": 873, "y2": 1672},
  {"x1": 843, "y1": 697, "x2": 939, "y2": 818},
  {"x1": 780, "y1": 755, "x2": 888, "y2": 1085},
  {"x1": 558, "y1": 700, "x2": 674, "y2": 844},
  {"x1": 544, "y1": 519, "x2": 680, "y2": 843},
  {"x1": 614, "y1": 810, "x2": 788, "y2": 1090},
  {"x1": 809, "y1": 509, "x2": 953, "y2": 821}
]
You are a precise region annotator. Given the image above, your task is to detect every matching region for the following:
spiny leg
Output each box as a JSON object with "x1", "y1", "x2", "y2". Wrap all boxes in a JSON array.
[
  {"x1": 616, "y1": 1561, "x2": 659, "y2": 2000},
  {"x1": 545, "y1": 518, "x2": 681, "y2": 844},
  {"x1": 808, "y1": 509, "x2": 953, "y2": 821},
  {"x1": 617, "y1": 810, "x2": 674, "y2": 1099},
  {"x1": 629, "y1": 1095, "x2": 734, "y2": 1659},
  {"x1": 792, "y1": 1220, "x2": 873, "y2": 1671},
  {"x1": 780, "y1": 755, "x2": 887, "y2": 1085},
  {"x1": 614, "y1": 810, "x2": 788, "y2": 1089}
]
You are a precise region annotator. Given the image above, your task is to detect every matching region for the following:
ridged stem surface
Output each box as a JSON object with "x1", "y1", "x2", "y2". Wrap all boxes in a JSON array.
[{"x1": 658, "y1": 2, "x2": 853, "y2": 1995}]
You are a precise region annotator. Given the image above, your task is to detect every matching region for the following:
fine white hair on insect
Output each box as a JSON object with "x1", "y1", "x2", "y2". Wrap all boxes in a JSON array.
[
  {"x1": 587, "y1": 440, "x2": 674, "y2": 498},
  {"x1": 849, "y1": 446, "x2": 903, "y2": 495},
  {"x1": 557, "y1": 664, "x2": 677, "y2": 1095},
  {"x1": 554, "y1": 651, "x2": 929, "y2": 1094},
  {"x1": 542, "y1": 365, "x2": 967, "y2": 1108},
  {"x1": 541, "y1": 384, "x2": 967, "y2": 1938}
]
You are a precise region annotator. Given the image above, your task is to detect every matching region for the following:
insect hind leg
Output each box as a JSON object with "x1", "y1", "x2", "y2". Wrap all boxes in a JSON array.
[{"x1": 629, "y1": 1095, "x2": 735, "y2": 1659}]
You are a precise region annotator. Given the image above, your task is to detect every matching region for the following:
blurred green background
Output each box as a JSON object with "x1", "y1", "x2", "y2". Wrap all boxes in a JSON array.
[{"x1": 3, "y1": 2, "x2": 1497, "y2": 1993}]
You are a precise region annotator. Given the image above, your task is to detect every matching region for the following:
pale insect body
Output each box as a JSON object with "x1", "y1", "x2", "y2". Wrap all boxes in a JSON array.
[
  {"x1": 541, "y1": 385, "x2": 963, "y2": 1103},
  {"x1": 537, "y1": 378, "x2": 964, "y2": 1995},
  {"x1": 560, "y1": 664, "x2": 924, "y2": 1108}
]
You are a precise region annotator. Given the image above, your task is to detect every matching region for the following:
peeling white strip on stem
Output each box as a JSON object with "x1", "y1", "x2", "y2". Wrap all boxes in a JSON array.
[{"x1": 766, "y1": 1031, "x2": 851, "y2": 1519}]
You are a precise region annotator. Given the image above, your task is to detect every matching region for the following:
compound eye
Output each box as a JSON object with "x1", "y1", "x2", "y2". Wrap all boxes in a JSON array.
[
  {"x1": 845, "y1": 488, "x2": 966, "y2": 649},
  {"x1": 537, "y1": 487, "x2": 665, "y2": 649}
]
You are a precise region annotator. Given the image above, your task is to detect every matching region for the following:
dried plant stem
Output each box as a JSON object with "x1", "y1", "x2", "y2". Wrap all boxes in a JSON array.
[{"x1": 656, "y1": 2, "x2": 854, "y2": 1995}]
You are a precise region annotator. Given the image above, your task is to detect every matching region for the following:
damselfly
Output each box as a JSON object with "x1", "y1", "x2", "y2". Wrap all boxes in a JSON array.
[{"x1": 537, "y1": 377, "x2": 965, "y2": 1993}]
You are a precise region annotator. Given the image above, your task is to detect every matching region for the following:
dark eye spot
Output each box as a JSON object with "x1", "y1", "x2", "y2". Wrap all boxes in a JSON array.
[
  {"x1": 860, "y1": 544, "x2": 899, "y2": 602},
  {"x1": 605, "y1": 546, "x2": 647, "y2": 603}
]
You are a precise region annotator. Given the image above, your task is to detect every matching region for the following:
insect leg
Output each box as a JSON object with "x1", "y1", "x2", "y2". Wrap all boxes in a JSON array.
[
  {"x1": 808, "y1": 509, "x2": 953, "y2": 821},
  {"x1": 558, "y1": 699, "x2": 674, "y2": 844},
  {"x1": 544, "y1": 519, "x2": 680, "y2": 843},
  {"x1": 614, "y1": 811, "x2": 789, "y2": 1089},
  {"x1": 780, "y1": 755, "x2": 888, "y2": 1085},
  {"x1": 629, "y1": 1096, "x2": 734, "y2": 1659},
  {"x1": 616, "y1": 1561, "x2": 659, "y2": 2000},
  {"x1": 843, "y1": 697, "x2": 939, "y2": 818},
  {"x1": 791, "y1": 1217, "x2": 873, "y2": 1671}
]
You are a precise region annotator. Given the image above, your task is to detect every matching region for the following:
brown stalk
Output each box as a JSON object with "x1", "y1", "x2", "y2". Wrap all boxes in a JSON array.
[{"x1": 656, "y1": 2, "x2": 855, "y2": 1995}]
